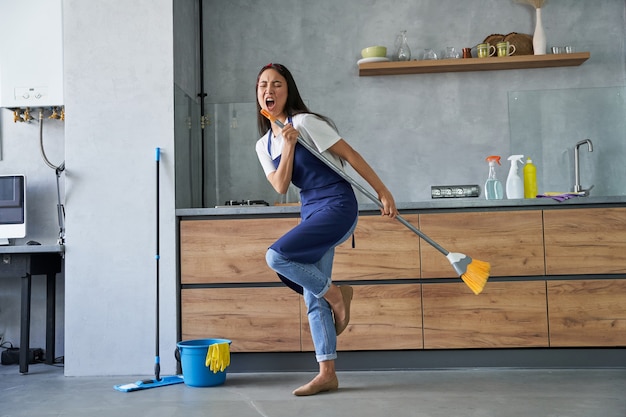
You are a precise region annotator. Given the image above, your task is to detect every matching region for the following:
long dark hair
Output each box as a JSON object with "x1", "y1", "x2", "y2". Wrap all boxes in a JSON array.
[{"x1": 256, "y1": 63, "x2": 337, "y2": 135}]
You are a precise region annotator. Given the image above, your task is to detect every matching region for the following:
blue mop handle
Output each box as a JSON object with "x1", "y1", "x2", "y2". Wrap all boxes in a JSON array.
[
  {"x1": 154, "y1": 146, "x2": 161, "y2": 381},
  {"x1": 272, "y1": 119, "x2": 449, "y2": 256}
]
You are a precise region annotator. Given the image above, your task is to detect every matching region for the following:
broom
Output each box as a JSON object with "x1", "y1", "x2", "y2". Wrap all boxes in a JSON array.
[{"x1": 261, "y1": 109, "x2": 490, "y2": 294}]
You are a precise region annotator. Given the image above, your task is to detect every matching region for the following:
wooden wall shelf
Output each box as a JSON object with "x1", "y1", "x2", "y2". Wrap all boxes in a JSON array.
[{"x1": 358, "y1": 52, "x2": 590, "y2": 76}]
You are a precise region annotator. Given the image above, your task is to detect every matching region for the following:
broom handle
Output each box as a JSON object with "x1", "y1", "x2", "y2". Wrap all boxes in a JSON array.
[{"x1": 272, "y1": 120, "x2": 449, "y2": 256}]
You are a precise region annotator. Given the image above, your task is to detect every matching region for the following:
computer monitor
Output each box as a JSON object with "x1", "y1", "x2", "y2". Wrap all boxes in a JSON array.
[{"x1": 0, "y1": 174, "x2": 26, "y2": 245}]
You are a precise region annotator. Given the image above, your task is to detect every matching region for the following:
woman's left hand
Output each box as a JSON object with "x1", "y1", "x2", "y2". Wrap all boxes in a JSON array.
[{"x1": 378, "y1": 189, "x2": 398, "y2": 219}]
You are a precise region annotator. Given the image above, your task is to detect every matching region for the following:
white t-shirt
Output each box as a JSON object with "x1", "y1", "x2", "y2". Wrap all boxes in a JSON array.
[{"x1": 255, "y1": 113, "x2": 344, "y2": 177}]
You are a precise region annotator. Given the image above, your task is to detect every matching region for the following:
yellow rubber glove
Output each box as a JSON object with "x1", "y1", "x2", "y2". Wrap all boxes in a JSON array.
[
  {"x1": 205, "y1": 342, "x2": 230, "y2": 373},
  {"x1": 205, "y1": 344, "x2": 214, "y2": 368},
  {"x1": 211, "y1": 344, "x2": 219, "y2": 373},
  {"x1": 218, "y1": 343, "x2": 230, "y2": 372}
]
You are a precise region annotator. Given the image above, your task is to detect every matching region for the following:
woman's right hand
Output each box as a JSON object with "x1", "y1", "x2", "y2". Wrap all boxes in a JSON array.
[
  {"x1": 281, "y1": 123, "x2": 299, "y2": 146},
  {"x1": 268, "y1": 123, "x2": 298, "y2": 195}
]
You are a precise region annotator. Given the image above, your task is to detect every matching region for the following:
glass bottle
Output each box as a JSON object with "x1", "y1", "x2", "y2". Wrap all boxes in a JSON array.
[
  {"x1": 485, "y1": 155, "x2": 503, "y2": 200},
  {"x1": 394, "y1": 30, "x2": 411, "y2": 61}
]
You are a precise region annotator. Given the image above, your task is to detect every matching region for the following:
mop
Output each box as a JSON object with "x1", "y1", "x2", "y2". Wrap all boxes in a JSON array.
[
  {"x1": 261, "y1": 110, "x2": 490, "y2": 294},
  {"x1": 114, "y1": 148, "x2": 184, "y2": 392}
]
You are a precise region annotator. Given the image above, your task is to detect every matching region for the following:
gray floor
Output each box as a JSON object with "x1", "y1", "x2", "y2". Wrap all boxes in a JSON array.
[{"x1": 1, "y1": 364, "x2": 625, "y2": 417}]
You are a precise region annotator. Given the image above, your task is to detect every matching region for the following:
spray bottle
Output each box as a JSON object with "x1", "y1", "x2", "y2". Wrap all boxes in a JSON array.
[
  {"x1": 523, "y1": 157, "x2": 537, "y2": 198},
  {"x1": 484, "y1": 155, "x2": 503, "y2": 200},
  {"x1": 506, "y1": 155, "x2": 524, "y2": 199}
]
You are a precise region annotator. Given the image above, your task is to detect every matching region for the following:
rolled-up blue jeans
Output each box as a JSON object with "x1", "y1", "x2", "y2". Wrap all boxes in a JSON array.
[{"x1": 266, "y1": 218, "x2": 357, "y2": 362}]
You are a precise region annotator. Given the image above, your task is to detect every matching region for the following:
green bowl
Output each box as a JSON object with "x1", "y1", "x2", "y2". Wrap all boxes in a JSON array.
[{"x1": 361, "y1": 46, "x2": 387, "y2": 58}]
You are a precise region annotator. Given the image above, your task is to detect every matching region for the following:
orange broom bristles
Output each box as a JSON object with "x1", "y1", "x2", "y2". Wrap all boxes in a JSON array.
[{"x1": 461, "y1": 259, "x2": 491, "y2": 295}]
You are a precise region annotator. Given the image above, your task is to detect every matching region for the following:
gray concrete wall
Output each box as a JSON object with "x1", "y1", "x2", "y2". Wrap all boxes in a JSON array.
[
  {"x1": 201, "y1": 0, "x2": 626, "y2": 205},
  {"x1": 61, "y1": 0, "x2": 177, "y2": 376}
]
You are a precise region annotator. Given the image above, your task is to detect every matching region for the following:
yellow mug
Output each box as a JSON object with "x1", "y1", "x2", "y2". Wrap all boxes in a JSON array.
[
  {"x1": 497, "y1": 41, "x2": 516, "y2": 57},
  {"x1": 477, "y1": 43, "x2": 496, "y2": 58}
]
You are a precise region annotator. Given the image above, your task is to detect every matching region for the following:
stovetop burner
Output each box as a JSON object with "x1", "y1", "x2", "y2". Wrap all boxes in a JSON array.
[{"x1": 216, "y1": 199, "x2": 270, "y2": 208}]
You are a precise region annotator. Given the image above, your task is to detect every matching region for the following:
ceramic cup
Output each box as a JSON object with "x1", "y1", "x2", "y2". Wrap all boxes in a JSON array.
[
  {"x1": 496, "y1": 41, "x2": 516, "y2": 57},
  {"x1": 477, "y1": 43, "x2": 496, "y2": 58}
]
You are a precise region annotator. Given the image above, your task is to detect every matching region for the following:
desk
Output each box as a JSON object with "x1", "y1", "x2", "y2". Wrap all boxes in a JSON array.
[{"x1": 0, "y1": 245, "x2": 64, "y2": 373}]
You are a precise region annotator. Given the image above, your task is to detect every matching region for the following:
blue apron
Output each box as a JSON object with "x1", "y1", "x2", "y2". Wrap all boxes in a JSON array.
[{"x1": 267, "y1": 116, "x2": 358, "y2": 294}]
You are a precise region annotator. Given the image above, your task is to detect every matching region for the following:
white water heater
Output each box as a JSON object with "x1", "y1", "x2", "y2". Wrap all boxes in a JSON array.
[{"x1": 0, "y1": 0, "x2": 64, "y2": 108}]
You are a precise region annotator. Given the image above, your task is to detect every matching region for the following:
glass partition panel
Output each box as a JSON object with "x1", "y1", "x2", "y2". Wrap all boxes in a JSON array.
[
  {"x1": 207, "y1": 102, "x2": 284, "y2": 207},
  {"x1": 508, "y1": 87, "x2": 626, "y2": 196}
]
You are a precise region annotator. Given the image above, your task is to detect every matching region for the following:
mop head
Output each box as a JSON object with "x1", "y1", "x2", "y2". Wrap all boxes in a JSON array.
[
  {"x1": 205, "y1": 342, "x2": 230, "y2": 373},
  {"x1": 114, "y1": 375, "x2": 184, "y2": 392}
]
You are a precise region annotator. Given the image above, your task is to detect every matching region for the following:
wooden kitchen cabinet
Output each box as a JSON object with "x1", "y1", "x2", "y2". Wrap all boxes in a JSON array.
[
  {"x1": 178, "y1": 204, "x2": 626, "y2": 354},
  {"x1": 544, "y1": 208, "x2": 626, "y2": 275},
  {"x1": 422, "y1": 281, "x2": 549, "y2": 349},
  {"x1": 547, "y1": 279, "x2": 626, "y2": 347},
  {"x1": 180, "y1": 217, "x2": 298, "y2": 284},
  {"x1": 333, "y1": 214, "x2": 421, "y2": 280},
  {"x1": 419, "y1": 210, "x2": 545, "y2": 278},
  {"x1": 300, "y1": 284, "x2": 423, "y2": 352},
  {"x1": 181, "y1": 287, "x2": 302, "y2": 352},
  {"x1": 180, "y1": 217, "x2": 302, "y2": 353}
]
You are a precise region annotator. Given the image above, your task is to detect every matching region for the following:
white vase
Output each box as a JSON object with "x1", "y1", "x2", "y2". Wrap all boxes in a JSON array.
[{"x1": 533, "y1": 8, "x2": 547, "y2": 55}]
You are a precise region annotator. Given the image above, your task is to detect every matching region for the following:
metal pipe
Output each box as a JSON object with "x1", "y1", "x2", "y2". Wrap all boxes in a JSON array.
[{"x1": 198, "y1": 0, "x2": 207, "y2": 206}]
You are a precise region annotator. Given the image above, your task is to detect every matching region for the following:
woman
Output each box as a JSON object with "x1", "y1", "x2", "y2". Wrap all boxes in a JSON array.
[{"x1": 255, "y1": 63, "x2": 398, "y2": 396}]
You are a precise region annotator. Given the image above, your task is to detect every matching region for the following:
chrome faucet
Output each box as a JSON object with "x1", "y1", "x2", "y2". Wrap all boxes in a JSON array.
[{"x1": 574, "y1": 139, "x2": 593, "y2": 195}]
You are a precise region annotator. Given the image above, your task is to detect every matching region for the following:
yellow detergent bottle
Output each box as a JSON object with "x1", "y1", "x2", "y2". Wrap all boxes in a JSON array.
[{"x1": 524, "y1": 157, "x2": 537, "y2": 198}]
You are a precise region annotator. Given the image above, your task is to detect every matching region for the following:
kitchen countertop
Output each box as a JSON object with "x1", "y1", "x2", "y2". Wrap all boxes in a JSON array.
[{"x1": 177, "y1": 195, "x2": 626, "y2": 217}]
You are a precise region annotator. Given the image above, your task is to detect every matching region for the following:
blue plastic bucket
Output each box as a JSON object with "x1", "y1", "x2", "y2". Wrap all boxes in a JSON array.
[{"x1": 177, "y1": 338, "x2": 232, "y2": 387}]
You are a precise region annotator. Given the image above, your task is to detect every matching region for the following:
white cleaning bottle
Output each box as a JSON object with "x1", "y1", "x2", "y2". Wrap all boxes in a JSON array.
[
  {"x1": 506, "y1": 155, "x2": 524, "y2": 199},
  {"x1": 484, "y1": 155, "x2": 503, "y2": 200}
]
